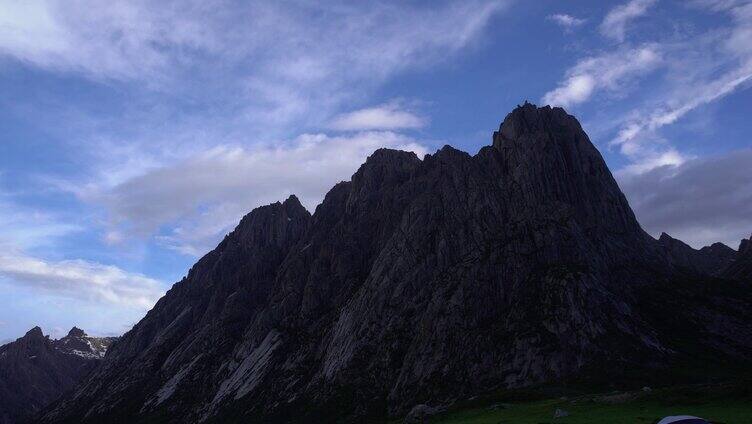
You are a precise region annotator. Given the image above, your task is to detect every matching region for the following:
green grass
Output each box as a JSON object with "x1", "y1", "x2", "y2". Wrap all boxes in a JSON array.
[{"x1": 427, "y1": 385, "x2": 752, "y2": 424}]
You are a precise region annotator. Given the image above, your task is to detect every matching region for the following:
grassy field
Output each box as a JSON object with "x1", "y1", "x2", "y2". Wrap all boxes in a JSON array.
[{"x1": 425, "y1": 384, "x2": 752, "y2": 424}]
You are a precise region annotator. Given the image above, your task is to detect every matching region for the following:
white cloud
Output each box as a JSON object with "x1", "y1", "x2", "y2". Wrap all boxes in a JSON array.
[
  {"x1": 600, "y1": 0, "x2": 658, "y2": 42},
  {"x1": 81, "y1": 131, "x2": 429, "y2": 256},
  {"x1": 0, "y1": 0, "x2": 216, "y2": 82},
  {"x1": 0, "y1": 0, "x2": 508, "y2": 129},
  {"x1": 0, "y1": 252, "x2": 164, "y2": 309},
  {"x1": 542, "y1": 1, "x2": 752, "y2": 176},
  {"x1": 617, "y1": 148, "x2": 690, "y2": 176},
  {"x1": 609, "y1": 3, "x2": 752, "y2": 173},
  {"x1": 611, "y1": 65, "x2": 752, "y2": 152},
  {"x1": 547, "y1": 14, "x2": 586, "y2": 31},
  {"x1": 542, "y1": 46, "x2": 661, "y2": 107},
  {"x1": 329, "y1": 103, "x2": 426, "y2": 131}
]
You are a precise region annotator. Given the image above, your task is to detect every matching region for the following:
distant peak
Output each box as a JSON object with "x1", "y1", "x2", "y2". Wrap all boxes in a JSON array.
[
  {"x1": 364, "y1": 148, "x2": 420, "y2": 164},
  {"x1": 282, "y1": 194, "x2": 302, "y2": 209},
  {"x1": 739, "y1": 236, "x2": 751, "y2": 254},
  {"x1": 67, "y1": 327, "x2": 86, "y2": 338},
  {"x1": 493, "y1": 102, "x2": 582, "y2": 149},
  {"x1": 25, "y1": 326, "x2": 44, "y2": 338},
  {"x1": 283, "y1": 194, "x2": 301, "y2": 206},
  {"x1": 282, "y1": 194, "x2": 310, "y2": 217},
  {"x1": 705, "y1": 241, "x2": 734, "y2": 253},
  {"x1": 352, "y1": 148, "x2": 421, "y2": 186}
]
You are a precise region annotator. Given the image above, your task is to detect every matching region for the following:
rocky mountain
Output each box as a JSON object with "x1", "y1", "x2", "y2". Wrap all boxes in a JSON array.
[
  {"x1": 39, "y1": 104, "x2": 752, "y2": 424},
  {"x1": 658, "y1": 232, "x2": 736, "y2": 276},
  {"x1": 723, "y1": 235, "x2": 752, "y2": 281},
  {"x1": 0, "y1": 327, "x2": 115, "y2": 424}
]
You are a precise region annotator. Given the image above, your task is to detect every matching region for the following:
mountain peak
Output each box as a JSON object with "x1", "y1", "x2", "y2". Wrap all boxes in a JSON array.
[
  {"x1": 66, "y1": 327, "x2": 86, "y2": 338},
  {"x1": 739, "y1": 235, "x2": 751, "y2": 253},
  {"x1": 362, "y1": 148, "x2": 420, "y2": 166},
  {"x1": 724, "y1": 234, "x2": 752, "y2": 280},
  {"x1": 25, "y1": 326, "x2": 44, "y2": 339},
  {"x1": 283, "y1": 194, "x2": 301, "y2": 207},
  {"x1": 493, "y1": 102, "x2": 581, "y2": 149},
  {"x1": 351, "y1": 148, "x2": 420, "y2": 192}
]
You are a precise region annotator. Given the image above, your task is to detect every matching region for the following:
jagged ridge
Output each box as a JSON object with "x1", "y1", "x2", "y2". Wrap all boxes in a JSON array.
[{"x1": 39, "y1": 104, "x2": 752, "y2": 424}]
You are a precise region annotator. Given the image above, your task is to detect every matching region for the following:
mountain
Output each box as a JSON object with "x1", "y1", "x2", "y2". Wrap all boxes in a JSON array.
[
  {"x1": 723, "y1": 235, "x2": 752, "y2": 280},
  {"x1": 658, "y1": 232, "x2": 736, "y2": 276},
  {"x1": 39, "y1": 104, "x2": 752, "y2": 424},
  {"x1": 0, "y1": 327, "x2": 115, "y2": 424}
]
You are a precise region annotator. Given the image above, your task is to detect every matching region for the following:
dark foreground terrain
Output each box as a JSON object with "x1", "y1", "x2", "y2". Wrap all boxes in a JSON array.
[
  {"x1": 410, "y1": 383, "x2": 752, "y2": 424},
  {"x1": 35, "y1": 103, "x2": 751, "y2": 424}
]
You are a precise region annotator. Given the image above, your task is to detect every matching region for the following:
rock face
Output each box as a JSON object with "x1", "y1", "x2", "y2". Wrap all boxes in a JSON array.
[
  {"x1": 0, "y1": 327, "x2": 115, "y2": 424},
  {"x1": 39, "y1": 104, "x2": 752, "y2": 424}
]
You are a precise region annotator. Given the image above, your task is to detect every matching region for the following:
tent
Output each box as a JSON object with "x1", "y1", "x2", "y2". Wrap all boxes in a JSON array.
[{"x1": 657, "y1": 416, "x2": 710, "y2": 424}]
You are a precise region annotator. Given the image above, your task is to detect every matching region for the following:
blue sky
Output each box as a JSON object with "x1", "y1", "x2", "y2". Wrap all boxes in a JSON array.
[{"x1": 1, "y1": 0, "x2": 751, "y2": 342}]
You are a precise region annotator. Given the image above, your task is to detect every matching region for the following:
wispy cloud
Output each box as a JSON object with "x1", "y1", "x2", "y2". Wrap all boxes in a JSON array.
[
  {"x1": 0, "y1": 0, "x2": 508, "y2": 130},
  {"x1": 0, "y1": 196, "x2": 80, "y2": 251},
  {"x1": 547, "y1": 13, "x2": 586, "y2": 32},
  {"x1": 611, "y1": 66, "x2": 752, "y2": 160},
  {"x1": 542, "y1": 0, "x2": 752, "y2": 176},
  {"x1": 329, "y1": 102, "x2": 426, "y2": 131},
  {"x1": 542, "y1": 45, "x2": 661, "y2": 108},
  {"x1": 2, "y1": 0, "x2": 507, "y2": 258},
  {"x1": 0, "y1": 0, "x2": 217, "y2": 82},
  {"x1": 79, "y1": 131, "x2": 429, "y2": 256},
  {"x1": 600, "y1": 0, "x2": 658, "y2": 42},
  {"x1": 0, "y1": 252, "x2": 164, "y2": 309},
  {"x1": 609, "y1": 2, "x2": 752, "y2": 173}
]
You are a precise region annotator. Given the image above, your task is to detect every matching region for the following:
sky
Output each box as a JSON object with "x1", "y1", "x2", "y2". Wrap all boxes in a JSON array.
[{"x1": 1, "y1": 0, "x2": 751, "y2": 342}]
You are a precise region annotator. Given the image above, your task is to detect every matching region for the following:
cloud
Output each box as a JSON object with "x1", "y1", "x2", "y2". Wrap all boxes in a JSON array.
[
  {"x1": 81, "y1": 131, "x2": 429, "y2": 256},
  {"x1": 0, "y1": 0, "x2": 508, "y2": 130},
  {"x1": 0, "y1": 0, "x2": 216, "y2": 82},
  {"x1": 619, "y1": 149, "x2": 752, "y2": 248},
  {"x1": 611, "y1": 65, "x2": 752, "y2": 154},
  {"x1": 542, "y1": 45, "x2": 661, "y2": 107},
  {"x1": 600, "y1": 0, "x2": 658, "y2": 42},
  {"x1": 329, "y1": 103, "x2": 426, "y2": 131},
  {"x1": 547, "y1": 14, "x2": 586, "y2": 31},
  {"x1": 608, "y1": 3, "x2": 752, "y2": 173},
  {"x1": 0, "y1": 196, "x2": 80, "y2": 251},
  {"x1": 5, "y1": 1, "x2": 506, "y2": 261},
  {"x1": 617, "y1": 148, "x2": 691, "y2": 176},
  {"x1": 541, "y1": 1, "x2": 752, "y2": 175},
  {"x1": 0, "y1": 252, "x2": 164, "y2": 309}
]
